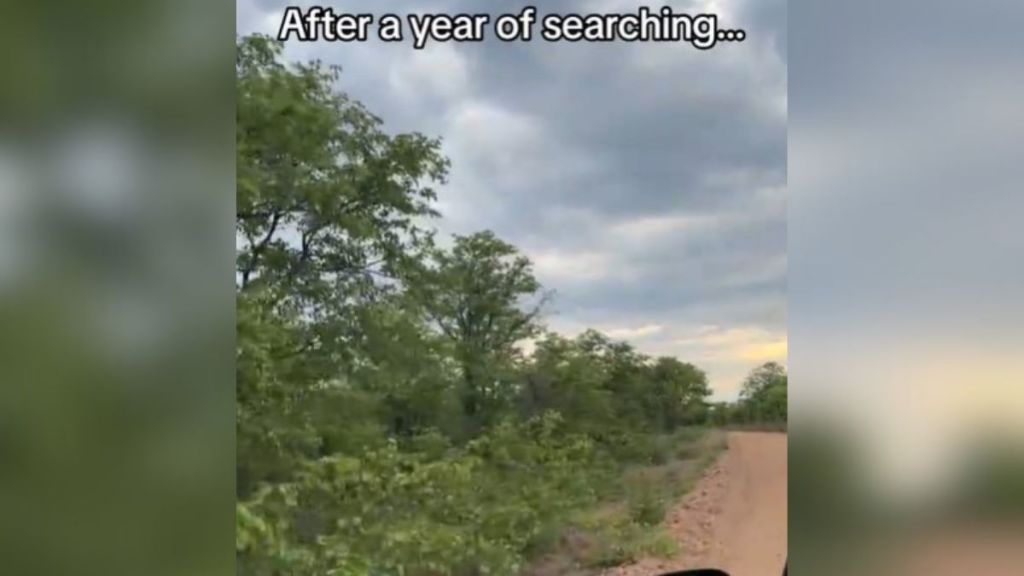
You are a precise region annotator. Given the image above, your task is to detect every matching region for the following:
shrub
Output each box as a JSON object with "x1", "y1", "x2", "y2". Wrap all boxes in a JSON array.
[
  {"x1": 629, "y1": 494, "x2": 668, "y2": 526},
  {"x1": 402, "y1": 428, "x2": 451, "y2": 460},
  {"x1": 238, "y1": 413, "x2": 619, "y2": 576}
]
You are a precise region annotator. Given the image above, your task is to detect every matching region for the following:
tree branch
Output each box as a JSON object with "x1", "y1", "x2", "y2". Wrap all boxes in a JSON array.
[{"x1": 240, "y1": 210, "x2": 283, "y2": 289}]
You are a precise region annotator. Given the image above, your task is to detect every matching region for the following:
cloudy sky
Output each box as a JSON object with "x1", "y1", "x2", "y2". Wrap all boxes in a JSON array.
[{"x1": 238, "y1": 0, "x2": 787, "y2": 399}]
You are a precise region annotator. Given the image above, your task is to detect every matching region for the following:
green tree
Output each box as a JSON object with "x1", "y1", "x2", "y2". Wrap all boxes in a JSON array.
[
  {"x1": 647, "y1": 357, "x2": 712, "y2": 428},
  {"x1": 520, "y1": 332, "x2": 616, "y2": 435},
  {"x1": 413, "y1": 231, "x2": 546, "y2": 428},
  {"x1": 350, "y1": 298, "x2": 462, "y2": 438},
  {"x1": 236, "y1": 34, "x2": 448, "y2": 335},
  {"x1": 739, "y1": 362, "x2": 788, "y2": 423},
  {"x1": 236, "y1": 34, "x2": 449, "y2": 491}
]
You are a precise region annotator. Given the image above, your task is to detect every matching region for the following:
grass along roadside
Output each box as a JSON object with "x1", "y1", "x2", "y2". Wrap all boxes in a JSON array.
[{"x1": 525, "y1": 429, "x2": 728, "y2": 575}]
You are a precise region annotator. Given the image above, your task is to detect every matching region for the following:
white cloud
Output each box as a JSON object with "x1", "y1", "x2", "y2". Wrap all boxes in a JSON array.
[
  {"x1": 605, "y1": 324, "x2": 665, "y2": 340},
  {"x1": 435, "y1": 102, "x2": 547, "y2": 231},
  {"x1": 610, "y1": 213, "x2": 719, "y2": 244},
  {"x1": 449, "y1": 102, "x2": 542, "y2": 162},
  {"x1": 389, "y1": 43, "x2": 471, "y2": 102},
  {"x1": 530, "y1": 249, "x2": 617, "y2": 284}
]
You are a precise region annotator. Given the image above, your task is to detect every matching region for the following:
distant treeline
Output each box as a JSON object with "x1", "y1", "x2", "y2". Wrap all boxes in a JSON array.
[{"x1": 710, "y1": 362, "x2": 788, "y2": 429}]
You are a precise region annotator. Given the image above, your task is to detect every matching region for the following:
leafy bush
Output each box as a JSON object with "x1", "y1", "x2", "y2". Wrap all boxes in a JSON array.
[
  {"x1": 401, "y1": 428, "x2": 451, "y2": 460},
  {"x1": 238, "y1": 414, "x2": 620, "y2": 575},
  {"x1": 629, "y1": 493, "x2": 668, "y2": 526}
]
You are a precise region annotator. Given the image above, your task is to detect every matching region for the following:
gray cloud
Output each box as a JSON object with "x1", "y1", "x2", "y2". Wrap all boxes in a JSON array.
[{"x1": 238, "y1": 0, "x2": 787, "y2": 397}]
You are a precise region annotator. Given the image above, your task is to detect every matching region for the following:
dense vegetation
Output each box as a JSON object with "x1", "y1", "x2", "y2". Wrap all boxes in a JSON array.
[
  {"x1": 235, "y1": 35, "x2": 786, "y2": 576},
  {"x1": 709, "y1": 362, "x2": 788, "y2": 428}
]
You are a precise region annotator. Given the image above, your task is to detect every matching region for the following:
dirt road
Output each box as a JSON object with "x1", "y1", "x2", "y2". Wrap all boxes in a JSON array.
[{"x1": 607, "y1": 432, "x2": 787, "y2": 576}]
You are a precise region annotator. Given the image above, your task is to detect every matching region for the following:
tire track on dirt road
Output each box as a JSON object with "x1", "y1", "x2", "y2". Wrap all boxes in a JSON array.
[{"x1": 606, "y1": 432, "x2": 787, "y2": 576}]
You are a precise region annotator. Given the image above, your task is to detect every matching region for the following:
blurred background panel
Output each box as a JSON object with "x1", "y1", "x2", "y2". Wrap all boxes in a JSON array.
[
  {"x1": 0, "y1": 1, "x2": 234, "y2": 575},
  {"x1": 790, "y1": 0, "x2": 1024, "y2": 574}
]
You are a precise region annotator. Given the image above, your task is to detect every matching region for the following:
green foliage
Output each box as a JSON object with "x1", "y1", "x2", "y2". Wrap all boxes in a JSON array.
[
  {"x1": 567, "y1": 502, "x2": 680, "y2": 569},
  {"x1": 521, "y1": 331, "x2": 713, "y2": 440},
  {"x1": 411, "y1": 231, "x2": 547, "y2": 432},
  {"x1": 235, "y1": 34, "x2": 723, "y2": 576},
  {"x1": 238, "y1": 415, "x2": 612, "y2": 576},
  {"x1": 629, "y1": 492, "x2": 668, "y2": 526},
  {"x1": 711, "y1": 362, "x2": 788, "y2": 428}
]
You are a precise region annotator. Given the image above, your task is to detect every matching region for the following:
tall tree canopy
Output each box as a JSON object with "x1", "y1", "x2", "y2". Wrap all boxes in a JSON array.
[
  {"x1": 236, "y1": 34, "x2": 449, "y2": 494},
  {"x1": 412, "y1": 231, "x2": 546, "y2": 427},
  {"x1": 236, "y1": 35, "x2": 448, "y2": 306}
]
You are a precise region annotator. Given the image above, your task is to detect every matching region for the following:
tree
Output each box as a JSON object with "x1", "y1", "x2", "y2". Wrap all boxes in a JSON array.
[
  {"x1": 235, "y1": 34, "x2": 450, "y2": 490},
  {"x1": 412, "y1": 231, "x2": 546, "y2": 426},
  {"x1": 519, "y1": 332, "x2": 616, "y2": 434},
  {"x1": 739, "y1": 362, "x2": 787, "y2": 399},
  {"x1": 647, "y1": 357, "x2": 712, "y2": 428},
  {"x1": 739, "y1": 362, "x2": 788, "y2": 423},
  {"x1": 236, "y1": 34, "x2": 448, "y2": 334}
]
